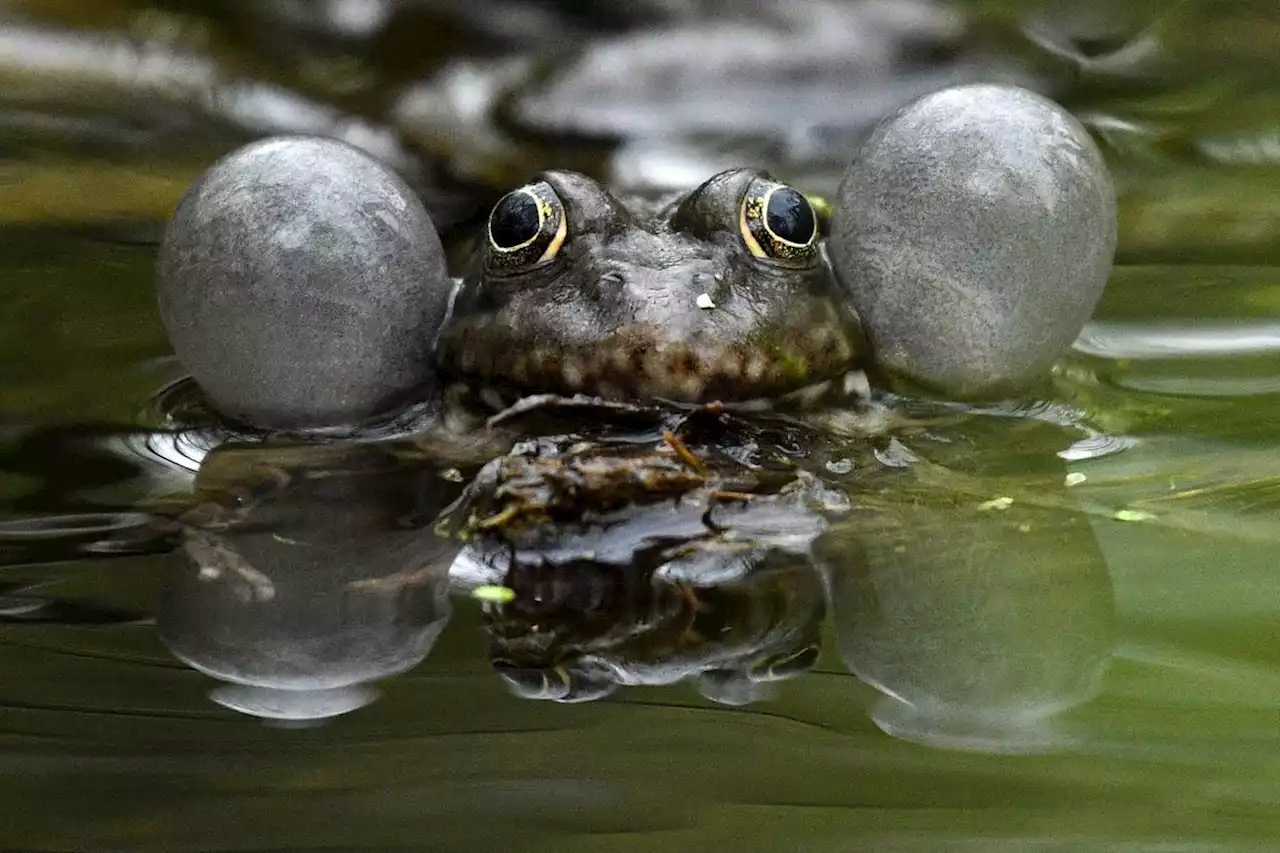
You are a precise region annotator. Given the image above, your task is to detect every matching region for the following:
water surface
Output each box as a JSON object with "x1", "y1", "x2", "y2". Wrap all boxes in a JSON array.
[{"x1": 2, "y1": 2, "x2": 1280, "y2": 851}]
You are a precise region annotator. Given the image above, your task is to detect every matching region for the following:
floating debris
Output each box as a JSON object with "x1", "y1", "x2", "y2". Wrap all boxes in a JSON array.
[
  {"x1": 472, "y1": 584, "x2": 516, "y2": 604},
  {"x1": 978, "y1": 496, "x2": 1014, "y2": 511},
  {"x1": 1064, "y1": 472, "x2": 1087, "y2": 487},
  {"x1": 1113, "y1": 508, "x2": 1156, "y2": 523},
  {"x1": 444, "y1": 440, "x2": 712, "y2": 540},
  {"x1": 663, "y1": 430, "x2": 707, "y2": 476}
]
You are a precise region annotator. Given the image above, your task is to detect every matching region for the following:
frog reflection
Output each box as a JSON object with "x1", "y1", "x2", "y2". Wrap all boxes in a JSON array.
[
  {"x1": 442, "y1": 415, "x2": 835, "y2": 705},
  {"x1": 817, "y1": 415, "x2": 1116, "y2": 752},
  {"x1": 158, "y1": 440, "x2": 461, "y2": 722},
  {"x1": 482, "y1": 551, "x2": 826, "y2": 705}
]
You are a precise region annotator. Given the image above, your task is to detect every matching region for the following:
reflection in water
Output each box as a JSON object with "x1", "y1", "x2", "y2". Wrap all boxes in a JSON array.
[
  {"x1": 0, "y1": 392, "x2": 1122, "y2": 745},
  {"x1": 1078, "y1": 322, "x2": 1280, "y2": 359},
  {"x1": 158, "y1": 440, "x2": 460, "y2": 722},
  {"x1": 480, "y1": 552, "x2": 826, "y2": 706},
  {"x1": 0, "y1": 511, "x2": 157, "y2": 625},
  {"x1": 1075, "y1": 320, "x2": 1280, "y2": 398},
  {"x1": 440, "y1": 419, "x2": 834, "y2": 705},
  {"x1": 820, "y1": 474, "x2": 1115, "y2": 752},
  {"x1": 0, "y1": 385, "x2": 1123, "y2": 751}
]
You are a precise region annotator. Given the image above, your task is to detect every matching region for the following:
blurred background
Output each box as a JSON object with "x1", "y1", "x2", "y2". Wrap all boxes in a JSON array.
[
  {"x1": 2, "y1": 0, "x2": 1277, "y2": 256},
  {"x1": 0, "y1": 1, "x2": 1279, "y2": 851}
]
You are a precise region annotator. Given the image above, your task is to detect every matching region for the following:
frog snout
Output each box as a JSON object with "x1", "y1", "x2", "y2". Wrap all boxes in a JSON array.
[{"x1": 592, "y1": 260, "x2": 726, "y2": 315}]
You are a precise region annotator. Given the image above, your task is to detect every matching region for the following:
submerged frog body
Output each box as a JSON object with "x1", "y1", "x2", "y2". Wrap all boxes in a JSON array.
[{"x1": 435, "y1": 168, "x2": 868, "y2": 410}]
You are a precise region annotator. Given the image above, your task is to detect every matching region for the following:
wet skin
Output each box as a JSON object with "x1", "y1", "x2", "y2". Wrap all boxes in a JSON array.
[{"x1": 434, "y1": 168, "x2": 868, "y2": 409}]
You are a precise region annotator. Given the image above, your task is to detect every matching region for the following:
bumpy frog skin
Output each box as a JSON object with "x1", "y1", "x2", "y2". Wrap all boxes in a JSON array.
[{"x1": 435, "y1": 168, "x2": 868, "y2": 409}]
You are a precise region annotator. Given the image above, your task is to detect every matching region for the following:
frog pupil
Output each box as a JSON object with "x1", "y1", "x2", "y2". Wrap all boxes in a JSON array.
[
  {"x1": 490, "y1": 192, "x2": 541, "y2": 249},
  {"x1": 765, "y1": 188, "x2": 815, "y2": 244}
]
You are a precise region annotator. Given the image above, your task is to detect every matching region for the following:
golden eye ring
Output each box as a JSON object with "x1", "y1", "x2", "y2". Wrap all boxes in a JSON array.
[
  {"x1": 486, "y1": 180, "x2": 567, "y2": 272},
  {"x1": 739, "y1": 178, "x2": 819, "y2": 265}
]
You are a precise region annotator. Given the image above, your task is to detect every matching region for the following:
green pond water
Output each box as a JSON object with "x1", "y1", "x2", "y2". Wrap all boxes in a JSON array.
[{"x1": 2, "y1": 2, "x2": 1280, "y2": 851}]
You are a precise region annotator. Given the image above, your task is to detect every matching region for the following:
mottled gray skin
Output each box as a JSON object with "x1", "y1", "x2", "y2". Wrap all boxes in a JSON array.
[
  {"x1": 436, "y1": 168, "x2": 865, "y2": 405},
  {"x1": 157, "y1": 136, "x2": 451, "y2": 431},
  {"x1": 829, "y1": 84, "x2": 1117, "y2": 399}
]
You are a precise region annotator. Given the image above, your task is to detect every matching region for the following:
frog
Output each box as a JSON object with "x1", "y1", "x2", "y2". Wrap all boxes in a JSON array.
[
  {"x1": 149, "y1": 162, "x2": 882, "y2": 707},
  {"x1": 434, "y1": 167, "x2": 872, "y2": 414}
]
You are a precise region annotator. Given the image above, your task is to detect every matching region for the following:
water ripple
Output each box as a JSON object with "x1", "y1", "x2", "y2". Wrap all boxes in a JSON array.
[{"x1": 1076, "y1": 321, "x2": 1280, "y2": 359}]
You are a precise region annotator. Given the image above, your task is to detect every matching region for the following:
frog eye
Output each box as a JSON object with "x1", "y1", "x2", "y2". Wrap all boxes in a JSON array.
[
  {"x1": 739, "y1": 178, "x2": 819, "y2": 265},
  {"x1": 486, "y1": 180, "x2": 567, "y2": 272}
]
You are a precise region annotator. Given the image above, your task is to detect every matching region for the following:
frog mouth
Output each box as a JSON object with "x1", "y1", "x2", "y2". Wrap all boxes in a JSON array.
[
  {"x1": 436, "y1": 310, "x2": 867, "y2": 411},
  {"x1": 451, "y1": 367, "x2": 871, "y2": 415}
]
